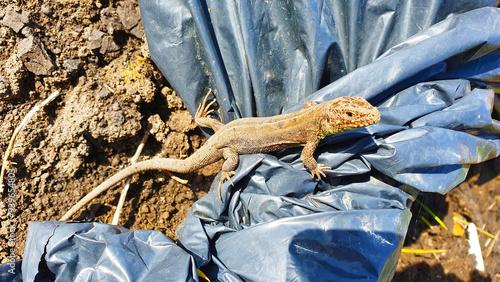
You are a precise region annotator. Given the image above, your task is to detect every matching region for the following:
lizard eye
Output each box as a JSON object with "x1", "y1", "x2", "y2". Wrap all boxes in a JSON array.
[{"x1": 346, "y1": 112, "x2": 353, "y2": 117}]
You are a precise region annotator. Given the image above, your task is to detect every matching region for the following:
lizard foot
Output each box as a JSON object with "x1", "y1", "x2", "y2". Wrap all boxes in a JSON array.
[
  {"x1": 217, "y1": 171, "x2": 236, "y2": 200},
  {"x1": 310, "y1": 164, "x2": 331, "y2": 180},
  {"x1": 195, "y1": 89, "x2": 217, "y2": 120}
]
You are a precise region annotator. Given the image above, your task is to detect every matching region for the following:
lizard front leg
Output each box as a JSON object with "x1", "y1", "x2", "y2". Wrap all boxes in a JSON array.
[
  {"x1": 301, "y1": 138, "x2": 331, "y2": 180},
  {"x1": 217, "y1": 147, "x2": 239, "y2": 200},
  {"x1": 195, "y1": 89, "x2": 224, "y2": 132}
]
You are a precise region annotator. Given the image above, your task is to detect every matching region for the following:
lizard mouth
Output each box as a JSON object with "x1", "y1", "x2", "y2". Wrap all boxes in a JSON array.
[{"x1": 341, "y1": 111, "x2": 381, "y2": 129}]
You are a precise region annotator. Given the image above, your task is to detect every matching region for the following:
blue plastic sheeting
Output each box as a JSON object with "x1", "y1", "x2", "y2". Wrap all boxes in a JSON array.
[
  {"x1": 21, "y1": 222, "x2": 198, "y2": 281},
  {"x1": 11, "y1": 2, "x2": 500, "y2": 282},
  {"x1": 0, "y1": 260, "x2": 21, "y2": 282}
]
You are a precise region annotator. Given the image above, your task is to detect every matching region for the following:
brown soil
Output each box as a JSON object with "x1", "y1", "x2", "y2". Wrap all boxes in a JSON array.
[
  {"x1": 394, "y1": 158, "x2": 500, "y2": 281},
  {"x1": 0, "y1": 0, "x2": 220, "y2": 262},
  {"x1": 0, "y1": 1, "x2": 498, "y2": 281}
]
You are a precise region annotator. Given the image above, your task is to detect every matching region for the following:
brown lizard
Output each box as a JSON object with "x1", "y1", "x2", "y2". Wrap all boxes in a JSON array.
[{"x1": 60, "y1": 91, "x2": 380, "y2": 220}]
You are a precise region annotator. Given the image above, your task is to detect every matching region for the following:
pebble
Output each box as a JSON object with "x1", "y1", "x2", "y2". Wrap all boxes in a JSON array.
[
  {"x1": 63, "y1": 59, "x2": 81, "y2": 72},
  {"x1": 86, "y1": 29, "x2": 105, "y2": 50},
  {"x1": 100, "y1": 35, "x2": 120, "y2": 54},
  {"x1": 40, "y1": 4, "x2": 52, "y2": 16},
  {"x1": 1, "y1": 4, "x2": 30, "y2": 33},
  {"x1": 117, "y1": 1, "x2": 140, "y2": 30},
  {"x1": 97, "y1": 87, "x2": 111, "y2": 99},
  {"x1": 17, "y1": 36, "x2": 55, "y2": 76},
  {"x1": 21, "y1": 26, "x2": 33, "y2": 37}
]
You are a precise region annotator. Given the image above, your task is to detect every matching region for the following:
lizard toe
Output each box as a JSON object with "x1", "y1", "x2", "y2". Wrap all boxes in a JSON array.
[
  {"x1": 218, "y1": 171, "x2": 236, "y2": 200},
  {"x1": 310, "y1": 164, "x2": 330, "y2": 180}
]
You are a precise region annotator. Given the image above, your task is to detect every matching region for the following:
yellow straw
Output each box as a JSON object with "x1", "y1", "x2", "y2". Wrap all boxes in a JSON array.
[{"x1": 402, "y1": 249, "x2": 446, "y2": 254}]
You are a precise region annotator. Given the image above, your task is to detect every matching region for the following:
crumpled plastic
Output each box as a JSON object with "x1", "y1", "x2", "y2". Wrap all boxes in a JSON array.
[
  {"x1": 21, "y1": 222, "x2": 198, "y2": 282},
  {"x1": 8, "y1": 2, "x2": 500, "y2": 281}
]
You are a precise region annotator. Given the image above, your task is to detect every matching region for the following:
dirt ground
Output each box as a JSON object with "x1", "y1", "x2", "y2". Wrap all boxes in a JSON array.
[
  {"x1": 0, "y1": 1, "x2": 498, "y2": 281},
  {"x1": 394, "y1": 158, "x2": 500, "y2": 281}
]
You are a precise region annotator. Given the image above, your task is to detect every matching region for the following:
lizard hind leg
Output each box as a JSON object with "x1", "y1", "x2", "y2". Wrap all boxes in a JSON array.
[{"x1": 218, "y1": 148, "x2": 239, "y2": 200}]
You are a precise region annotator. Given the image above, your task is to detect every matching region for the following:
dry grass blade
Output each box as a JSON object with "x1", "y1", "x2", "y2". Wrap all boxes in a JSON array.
[
  {"x1": 111, "y1": 126, "x2": 151, "y2": 225},
  {"x1": 0, "y1": 90, "x2": 61, "y2": 194},
  {"x1": 401, "y1": 249, "x2": 447, "y2": 254}
]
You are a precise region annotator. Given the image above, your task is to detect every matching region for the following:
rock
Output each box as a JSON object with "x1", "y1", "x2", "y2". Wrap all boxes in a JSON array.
[
  {"x1": 97, "y1": 87, "x2": 111, "y2": 99},
  {"x1": 21, "y1": 26, "x2": 33, "y2": 37},
  {"x1": 1, "y1": 4, "x2": 30, "y2": 33},
  {"x1": 40, "y1": 4, "x2": 52, "y2": 16},
  {"x1": 17, "y1": 36, "x2": 55, "y2": 76},
  {"x1": 63, "y1": 59, "x2": 81, "y2": 72},
  {"x1": 100, "y1": 7, "x2": 124, "y2": 35},
  {"x1": 100, "y1": 35, "x2": 120, "y2": 54},
  {"x1": 86, "y1": 29, "x2": 105, "y2": 50},
  {"x1": 129, "y1": 22, "x2": 145, "y2": 39},
  {"x1": 77, "y1": 46, "x2": 90, "y2": 58},
  {"x1": 117, "y1": 1, "x2": 140, "y2": 30}
]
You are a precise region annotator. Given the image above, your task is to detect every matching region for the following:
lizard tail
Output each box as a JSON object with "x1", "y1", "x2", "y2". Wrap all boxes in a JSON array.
[{"x1": 59, "y1": 153, "x2": 217, "y2": 221}]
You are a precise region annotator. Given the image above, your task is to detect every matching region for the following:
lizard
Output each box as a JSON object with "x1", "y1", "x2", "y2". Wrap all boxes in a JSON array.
[{"x1": 60, "y1": 90, "x2": 380, "y2": 220}]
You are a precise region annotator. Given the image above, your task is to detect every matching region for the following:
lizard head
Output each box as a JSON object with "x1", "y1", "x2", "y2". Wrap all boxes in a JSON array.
[{"x1": 319, "y1": 96, "x2": 380, "y2": 136}]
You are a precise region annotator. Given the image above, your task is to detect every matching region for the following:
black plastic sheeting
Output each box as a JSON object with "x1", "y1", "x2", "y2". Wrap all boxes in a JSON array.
[{"x1": 7, "y1": 2, "x2": 500, "y2": 281}]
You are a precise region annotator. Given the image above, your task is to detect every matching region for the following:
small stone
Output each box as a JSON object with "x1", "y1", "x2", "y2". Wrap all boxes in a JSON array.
[
  {"x1": 109, "y1": 155, "x2": 120, "y2": 167},
  {"x1": 21, "y1": 26, "x2": 33, "y2": 36},
  {"x1": 100, "y1": 7, "x2": 124, "y2": 35},
  {"x1": 168, "y1": 110, "x2": 196, "y2": 132},
  {"x1": 1, "y1": 4, "x2": 30, "y2": 33},
  {"x1": 97, "y1": 87, "x2": 111, "y2": 99},
  {"x1": 17, "y1": 36, "x2": 55, "y2": 76},
  {"x1": 40, "y1": 4, "x2": 52, "y2": 16},
  {"x1": 129, "y1": 22, "x2": 145, "y2": 39},
  {"x1": 77, "y1": 46, "x2": 89, "y2": 58},
  {"x1": 53, "y1": 184, "x2": 63, "y2": 192},
  {"x1": 160, "y1": 211, "x2": 171, "y2": 220},
  {"x1": 117, "y1": 1, "x2": 140, "y2": 30},
  {"x1": 86, "y1": 29, "x2": 105, "y2": 50},
  {"x1": 63, "y1": 59, "x2": 81, "y2": 72},
  {"x1": 99, "y1": 35, "x2": 120, "y2": 54},
  {"x1": 74, "y1": 26, "x2": 83, "y2": 34},
  {"x1": 112, "y1": 103, "x2": 120, "y2": 111}
]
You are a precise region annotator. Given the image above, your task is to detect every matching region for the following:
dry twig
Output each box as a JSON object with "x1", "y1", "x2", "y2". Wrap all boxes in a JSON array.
[
  {"x1": 111, "y1": 127, "x2": 151, "y2": 225},
  {"x1": 0, "y1": 91, "x2": 61, "y2": 193}
]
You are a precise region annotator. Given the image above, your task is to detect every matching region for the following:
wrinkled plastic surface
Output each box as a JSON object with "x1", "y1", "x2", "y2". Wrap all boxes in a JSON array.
[
  {"x1": 21, "y1": 222, "x2": 198, "y2": 281},
  {"x1": 0, "y1": 260, "x2": 21, "y2": 282},
  {"x1": 10, "y1": 2, "x2": 500, "y2": 282}
]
